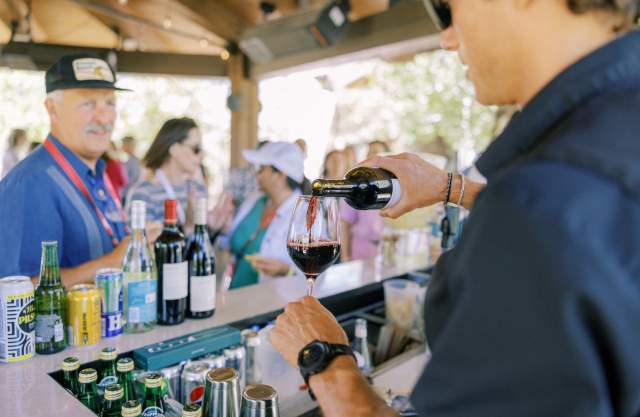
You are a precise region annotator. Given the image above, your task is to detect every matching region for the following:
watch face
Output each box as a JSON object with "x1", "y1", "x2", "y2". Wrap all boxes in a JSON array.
[{"x1": 301, "y1": 342, "x2": 325, "y2": 368}]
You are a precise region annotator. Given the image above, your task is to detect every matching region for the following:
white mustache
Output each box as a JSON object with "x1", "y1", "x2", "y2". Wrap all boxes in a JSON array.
[{"x1": 85, "y1": 124, "x2": 113, "y2": 134}]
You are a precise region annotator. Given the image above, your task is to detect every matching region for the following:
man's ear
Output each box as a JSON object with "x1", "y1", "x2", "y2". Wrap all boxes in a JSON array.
[{"x1": 44, "y1": 98, "x2": 58, "y2": 122}]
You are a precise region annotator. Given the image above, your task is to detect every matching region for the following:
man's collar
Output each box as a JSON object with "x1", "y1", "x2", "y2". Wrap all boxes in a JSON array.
[
  {"x1": 477, "y1": 31, "x2": 640, "y2": 178},
  {"x1": 47, "y1": 133, "x2": 105, "y2": 178}
]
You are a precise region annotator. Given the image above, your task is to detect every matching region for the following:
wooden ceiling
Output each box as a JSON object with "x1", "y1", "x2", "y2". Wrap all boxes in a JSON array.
[{"x1": 0, "y1": 0, "x2": 392, "y2": 56}]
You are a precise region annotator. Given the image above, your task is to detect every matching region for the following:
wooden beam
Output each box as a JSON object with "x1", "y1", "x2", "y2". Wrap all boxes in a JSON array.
[
  {"x1": 0, "y1": 42, "x2": 227, "y2": 76},
  {"x1": 228, "y1": 53, "x2": 258, "y2": 168},
  {"x1": 248, "y1": 0, "x2": 440, "y2": 78},
  {"x1": 33, "y1": 0, "x2": 118, "y2": 48},
  {"x1": 171, "y1": 0, "x2": 248, "y2": 42}
]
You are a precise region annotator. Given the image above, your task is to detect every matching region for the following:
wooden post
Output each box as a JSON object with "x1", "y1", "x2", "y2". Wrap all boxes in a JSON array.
[{"x1": 228, "y1": 53, "x2": 258, "y2": 168}]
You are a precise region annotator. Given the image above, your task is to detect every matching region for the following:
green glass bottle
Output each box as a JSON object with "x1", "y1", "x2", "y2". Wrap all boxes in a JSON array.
[
  {"x1": 98, "y1": 347, "x2": 119, "y2": 396},
  {"x1": 62, "y1": 356, "x2": 80, "y2": 396},
  {"x1": 78, "y1": 368, "x2": 101, "y2": 414},
  {"x1": 121, "y1": 400, "x2": 142, "y2": 417},
  {"x1": 141, "y1": 373, "x2": 165, "y2": 417},
  {"x1": 117, "y1": 358, "x2": 137, "y2": 403},
  {"x1": 101, "y1": 383, "x2": 124, "y2": 417},
  {"x1": 35, "y1": 241, "x2": 67, "y2": 354}
]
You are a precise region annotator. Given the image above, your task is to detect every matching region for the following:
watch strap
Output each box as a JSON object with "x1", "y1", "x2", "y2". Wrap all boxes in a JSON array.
[{"x1": 299, "y1": 341, "x2": 356, "y2": 401}]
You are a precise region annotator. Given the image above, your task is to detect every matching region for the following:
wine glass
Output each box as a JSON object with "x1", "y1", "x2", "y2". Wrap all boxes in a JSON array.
[{"x1": 287, "y1": 196, "x2": 341, "y2": 296}]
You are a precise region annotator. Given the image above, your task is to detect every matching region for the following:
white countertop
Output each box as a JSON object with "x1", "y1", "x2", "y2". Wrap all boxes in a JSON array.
[{"x1": 0, "y1": 256, "x2": 429, "y2": 417}]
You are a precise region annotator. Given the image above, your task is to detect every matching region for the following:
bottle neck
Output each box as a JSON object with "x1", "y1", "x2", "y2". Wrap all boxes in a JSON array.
[
  {"x1": 163, "y1": 220, "x2": 180, "y2": 231},
  {"x1": 312, "y1": 179, "x2": 357, "y2": 197},
  {"x1": 39, "y1": 244, "x2": 61, "y2": 287}
]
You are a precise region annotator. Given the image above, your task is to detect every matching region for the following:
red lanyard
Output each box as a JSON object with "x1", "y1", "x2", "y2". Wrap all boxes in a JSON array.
[{"x1": 44, "y1": 139, "x2": 128, "y2": 246}]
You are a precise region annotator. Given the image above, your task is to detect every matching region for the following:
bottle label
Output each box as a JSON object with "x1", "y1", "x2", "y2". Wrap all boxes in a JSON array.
[
  {"x1": 127, "y1": 280, "x2": 157, "y2": 324},
  {"x1": 189, "y1": 274, "x2": 216, "y2": 313},
  {"x1": 355, "y1": 326, "x2": 367, "y2": 339},
  {"x1": 354, "y1": 351, "x2": 365, "y2": 369},
  {"x1": 162, "y1": 262, "x2": 188, "y2": 301},
  {"x1": 102, "y1": 313, "x2": 123, "y2": 338},
  {"x1": 35, "y1": 314, "x2": 64, "y2": 343},
  {"x1": 384, "y1": 178, "x2": 402, "y2": 209},
  {"x1": 141, "y1": 406, "x2": 163, "y2": 417}
]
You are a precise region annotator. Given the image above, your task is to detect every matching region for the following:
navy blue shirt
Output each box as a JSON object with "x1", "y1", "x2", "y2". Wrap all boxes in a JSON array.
[
  {"x1": 0, "y1": 135, "x2": 128, "y2": 277},
  {"x1": 412, "y1": 32, "x2": 640, "y2": 416}
]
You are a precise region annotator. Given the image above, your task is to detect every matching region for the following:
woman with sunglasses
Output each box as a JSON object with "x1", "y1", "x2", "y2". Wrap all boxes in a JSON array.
[
  {"x1": 270, "y1": 1, "x2": 640, "y2": 417},
  {"x1": 125, "y1": 117, "x2": 207, "y2": 231}
]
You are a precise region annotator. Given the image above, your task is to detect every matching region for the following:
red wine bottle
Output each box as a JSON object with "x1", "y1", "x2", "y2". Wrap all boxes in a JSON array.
[
  {"x1": 311, "y1": 167, "x2": 401, "y2": 210},
  {"x1": 155, "y1": 199, "x2": 187, "y2": 325},
  {"x1": 186, "y1": 198, "x2": 216, "y2": 319}
]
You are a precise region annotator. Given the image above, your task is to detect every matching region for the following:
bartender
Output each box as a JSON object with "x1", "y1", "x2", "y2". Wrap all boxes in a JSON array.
[
  {"x1": 269, "y1": 1, "x2": 640, "y2": 416},
  {"x1": 0, "y1": 53, "x2": 130, "y2": 286}
]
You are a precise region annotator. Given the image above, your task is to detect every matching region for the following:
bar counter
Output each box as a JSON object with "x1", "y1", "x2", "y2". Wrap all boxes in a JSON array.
[{"x1": 1, "y1": 255, "x2": 430, "y2": 417}]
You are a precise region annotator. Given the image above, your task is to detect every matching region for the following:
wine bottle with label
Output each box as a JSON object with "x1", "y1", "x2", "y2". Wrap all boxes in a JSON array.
[
  {"x1": 122, "y1": 200, "x2": 157, "y2": 333},
  {"x1": 311, "y1": 167, "x2": 401, "y2": 210},
  {"x1": 155, "y1": 199, "x2": 187, "y2": 325},
  {"x1": 186, "y1": 198, "x2": 216, "y2": 319}
]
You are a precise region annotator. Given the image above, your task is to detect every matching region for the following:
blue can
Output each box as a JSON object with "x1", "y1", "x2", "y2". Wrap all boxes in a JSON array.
[{"x1": 95, "y1": 268, "x2": 123, "y2": 337}]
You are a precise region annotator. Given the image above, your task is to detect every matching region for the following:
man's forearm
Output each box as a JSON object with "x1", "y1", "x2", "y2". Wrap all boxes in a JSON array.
[
  {"x1": 59, "y1": 251, "x2": 120, "y2": 288},
  {"x1": 309, "y1": 356, "x2": 397, "y2": 417}
]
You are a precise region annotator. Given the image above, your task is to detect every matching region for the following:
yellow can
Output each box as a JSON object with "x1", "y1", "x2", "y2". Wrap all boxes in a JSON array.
[{"x1": 67, "y1": 284, "x2": 101, "y2": 346}]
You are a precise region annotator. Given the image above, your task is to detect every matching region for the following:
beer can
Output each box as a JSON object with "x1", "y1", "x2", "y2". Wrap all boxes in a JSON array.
[
  {"x1": 95, "y1": 268, "x2": 123, "y2": 338},
  {"x1": 67, "y1": 284, "x2": 101, "y2": 346},
  {"x1": 0, "y1": 276, "x2": 35, "y2": 363},
  {"x1": 241, "y1": 331, "x2": 261, "y2": 385},
  {"x1": 182, "y1": 361, "x2": 209, "y2": 406},
  {"x1": 202, "y1": 353, "x2": 226, "y2": 370},
  {"x1": 223, "y1": 346, "x2": 246, "y2": 389}
]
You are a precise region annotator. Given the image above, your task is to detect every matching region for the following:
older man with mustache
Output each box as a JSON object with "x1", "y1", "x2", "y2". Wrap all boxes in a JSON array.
[{"x1": 0, "y1": 53, "x2": 131, "y2": 287}]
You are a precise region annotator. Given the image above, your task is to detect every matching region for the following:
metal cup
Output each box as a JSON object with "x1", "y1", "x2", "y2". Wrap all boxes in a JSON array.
[
  {"x1": 240, "y1": 384, "x2": 279, "y2": 417},
  {"x1": 202, "y1": 368, "x2": 240, "y2": 417}
]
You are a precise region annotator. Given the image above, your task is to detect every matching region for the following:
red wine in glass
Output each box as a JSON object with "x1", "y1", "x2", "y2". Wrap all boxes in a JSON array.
[{"x1": 287, "y1": 241, "x2": 341, "y2": 281}]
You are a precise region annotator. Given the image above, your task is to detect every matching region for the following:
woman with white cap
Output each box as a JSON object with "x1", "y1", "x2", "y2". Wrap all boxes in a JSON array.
[{"x1": 223, "y1": 141, "x2": 304, "y2": 289}]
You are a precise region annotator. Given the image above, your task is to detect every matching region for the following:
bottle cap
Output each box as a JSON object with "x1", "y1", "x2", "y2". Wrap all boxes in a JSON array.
[
  {"x1": 181, "y1": 404, "x2": 202, "y2": 417},
  {"x1": 117, "y1": 358, "x2": 134, "y2": 373},
  {"x1": 121, "y1": 400, "x2": 142, "y2": 417},
  {"x1": 104, "y1": 384, "x2": 124, "y2": 401},
  {"x1": 79, "y1": 368, "x2": 98, "y2": 384},
  {"x1": 195, "y1": 198, "x2": 207, "y2": 226},
  {"x1": 164, "y1": 199, "x2": 178, "y2": 224},
  {"x1": 100, "y1": 347, "x2": 118, "y2": 361},
  {"x1": 144, "y1": 372, "x2": 163, "y2": 388},
  {"x1": 62, "y1": 356, "x2": 80, "y2": 372}
]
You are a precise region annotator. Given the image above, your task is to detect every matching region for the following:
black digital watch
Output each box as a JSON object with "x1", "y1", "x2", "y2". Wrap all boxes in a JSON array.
[{"x1": 297, "y1": 339, "x2": 357, "y2": 400}]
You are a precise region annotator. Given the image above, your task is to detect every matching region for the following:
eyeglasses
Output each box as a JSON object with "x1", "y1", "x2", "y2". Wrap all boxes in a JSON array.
[{"x1": 422, "y1": 0, "x2": 451, "y2": 30}]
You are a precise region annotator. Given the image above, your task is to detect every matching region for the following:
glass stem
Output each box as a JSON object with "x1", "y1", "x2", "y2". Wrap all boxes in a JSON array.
[{"x1": 306, "y1": 277, "x2": 315, "y2": 297}]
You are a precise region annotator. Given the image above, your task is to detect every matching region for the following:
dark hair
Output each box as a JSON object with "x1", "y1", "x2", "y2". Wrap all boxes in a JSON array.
[
  {"x1": 270, "y1": 165, "x2": 301, "y2": 191},
  {"x1": 567, "y1": 0, "x2": 639, "y2": 31},
  {"x1": 121, "y1": 135, "x2": 135, "y2": 143},
  {"x1": 143, "y1": 117, "x2": 198, "y2": 170},
  {"x1": 322, "y1": 150, "x2": 342, "y2": 178},
  {"x1": 8, "y1": 129, "x2": 26, "y2": 149},
  {"x1": 368, "y1": 140, "x2": 390, "y2": 153}
]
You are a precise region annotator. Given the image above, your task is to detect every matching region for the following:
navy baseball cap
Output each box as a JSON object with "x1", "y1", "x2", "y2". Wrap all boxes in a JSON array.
[{"x1": 45, "y1": 53, "x2": 130, "y2": 93}]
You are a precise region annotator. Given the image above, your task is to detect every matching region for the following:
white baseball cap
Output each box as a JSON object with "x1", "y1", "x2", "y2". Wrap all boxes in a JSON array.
[{"x1": 242, "y1": 141, "x2": 305, "y2": 183}]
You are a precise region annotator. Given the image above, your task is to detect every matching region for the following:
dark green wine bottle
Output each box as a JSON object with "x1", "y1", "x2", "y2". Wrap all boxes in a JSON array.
[
  {"x1": 78, "y1": 368, "x2": 101, "y2": 414},
  {"x1": 35, "y1": 241, "x2": 67, "y2": 354},
  {"x1": 121, "y1": 400, "x2": 142, "y2": 417},
  {"x1": 186, "y1": 198, "x2": 216, "y2": 319},
  {"x1": 62, "y1": 356, "x2": 80, "y2": 396},
  {"x1": 117, "y1": 358, "x2": 137, "y2": 403},
  {"x1": 141, "y1": 373, "x2": 166, "y2": 417},
  {"x1": 101, "y1": 383, "x2": 124, "y2": 417}
]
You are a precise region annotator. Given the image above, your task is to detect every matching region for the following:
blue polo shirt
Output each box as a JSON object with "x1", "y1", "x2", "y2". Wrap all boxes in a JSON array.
[{"x1": 0, "y1": 134, "x2": 128, "y2": 278}]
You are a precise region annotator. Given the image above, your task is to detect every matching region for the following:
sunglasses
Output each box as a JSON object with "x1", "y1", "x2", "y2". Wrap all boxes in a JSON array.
[{"x1": 423, "y1": 0, "x2": 451, "y2": 30}]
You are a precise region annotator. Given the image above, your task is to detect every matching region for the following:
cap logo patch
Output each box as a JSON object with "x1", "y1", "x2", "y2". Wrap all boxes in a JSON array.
[{"x1": 72, "y1": 58, "x2": 114, "y2": 82}]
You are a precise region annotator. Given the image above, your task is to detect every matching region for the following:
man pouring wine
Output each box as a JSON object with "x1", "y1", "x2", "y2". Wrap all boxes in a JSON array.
[{"x1": 270, "y1": 0, "x2": 640, "y2": 416}]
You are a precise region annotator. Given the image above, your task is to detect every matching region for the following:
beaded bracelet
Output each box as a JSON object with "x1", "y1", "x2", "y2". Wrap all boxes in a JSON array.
[{"x1": 443, "y1": 172, "x2": 453, "y2": 207}]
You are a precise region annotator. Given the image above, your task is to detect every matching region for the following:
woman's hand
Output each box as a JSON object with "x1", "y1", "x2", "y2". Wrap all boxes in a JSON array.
[
  {"x1": 251, "y1": 256, "x2": 291, "y2": 276},
  {"x1": 208, "y1": 192, "x2": 235, "y2": 232}
]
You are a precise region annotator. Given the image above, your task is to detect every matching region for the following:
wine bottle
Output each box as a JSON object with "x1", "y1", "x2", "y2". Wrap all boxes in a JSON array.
[
  {"x1": 186, "y1": 198, "x2": 216, "y2": 319},
  {"x1": 311, "y1": 167, "x2": 401, "y2": 210},
  {"x1": 122, "y1": 200, "x2": 157, "y2": 333},
  {"x1": 352, "y1": 318, "x2": 373, "y2": 376},
  {"x1": 155, "y1": 199, "x2": 188, "y2": 325}
]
